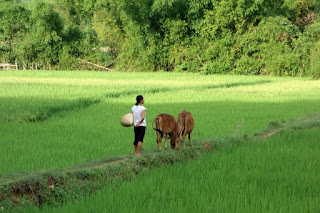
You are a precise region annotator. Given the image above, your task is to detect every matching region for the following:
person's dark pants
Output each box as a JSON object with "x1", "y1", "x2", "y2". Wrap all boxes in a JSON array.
[{"x1": 133, "y1": 126, "x2": 146, "y2": 145}]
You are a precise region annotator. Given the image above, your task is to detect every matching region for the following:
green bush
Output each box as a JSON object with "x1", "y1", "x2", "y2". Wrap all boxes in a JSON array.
[
  {"x1": 0, "y1": 0, "x2": 319, "y2": 76},
  {"x1": 310, "y1": 41, "x2": 320, "y2": 79}
]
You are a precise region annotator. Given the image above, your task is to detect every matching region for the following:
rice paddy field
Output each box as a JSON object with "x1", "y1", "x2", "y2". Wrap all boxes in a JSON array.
[
  {"x1": 1, "y1": 70, "x2": 320, "y2": 212},
  {"x1": 42, "y1": 126, "x2": 320, "y2": 213}
]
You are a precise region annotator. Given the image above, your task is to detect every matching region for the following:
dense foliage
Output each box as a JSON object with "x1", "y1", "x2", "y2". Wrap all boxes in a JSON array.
[{"x1": 0, "y1": 0, "x2": 319, "y2": 76}]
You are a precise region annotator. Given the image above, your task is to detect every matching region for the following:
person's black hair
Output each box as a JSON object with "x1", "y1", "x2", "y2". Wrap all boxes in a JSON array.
[{"x1": 135, "y1": 95, "x2": 144, "y2": 105}]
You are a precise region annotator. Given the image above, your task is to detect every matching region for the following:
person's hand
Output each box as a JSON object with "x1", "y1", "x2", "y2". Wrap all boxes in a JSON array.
[{"x1": 136, "y1": 123, "x2": 140, "y2": 127}]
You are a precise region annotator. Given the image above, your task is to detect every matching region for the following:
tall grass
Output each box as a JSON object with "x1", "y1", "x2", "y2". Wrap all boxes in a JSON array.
[
  {"x1": 0, "y1": 71, "x2": 320, "y2": 175},
  {"x1": 42, "y1": 127, "x2": 320, "y2": 213}
]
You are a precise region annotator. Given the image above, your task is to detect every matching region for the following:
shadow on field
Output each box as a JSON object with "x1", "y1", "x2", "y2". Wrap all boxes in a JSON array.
[
  {"x1": 144, "y1": 99, "x2": 320, "y2": 138},
  {"x1": 1, "y1": 79, "x2": 272, "y2": 124},
  {"x1": 1, "y1": 98, "x2": 320, "y2": 173},
  {"x1": 0, "y1": 96, "x2": 101, "y2": 123},
  {"x1": 1, "y1": 111, "x2": 320, "y2": 212},
  {"x1": 1, "y1": 98, "x2": 320, "y2": 176}
]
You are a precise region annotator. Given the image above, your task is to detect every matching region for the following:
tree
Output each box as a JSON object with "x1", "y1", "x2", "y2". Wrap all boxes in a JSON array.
[
  {"x1": 17, "y1": 0, "x2": 63, "y2": 66},
  {"x1": 0, "y1": 1, "x2": 30, "y2": 62}
]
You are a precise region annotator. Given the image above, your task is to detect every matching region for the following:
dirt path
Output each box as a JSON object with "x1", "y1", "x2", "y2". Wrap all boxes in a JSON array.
[
  {"x1": 255, "y1": 113, "x2": 320, "y2": 139},
  {"x1": 85, "y1": 158, "x2": 128, "y2": 169},
  {"x1": 1, "y1": 112, "x2": 320, "y2": 211},
  {"x1": 1, "y1": 112, "x2": 320, "y2": 185},
  {"x1": 81, "y1": 112, "x2": 320, "y2": 168}
]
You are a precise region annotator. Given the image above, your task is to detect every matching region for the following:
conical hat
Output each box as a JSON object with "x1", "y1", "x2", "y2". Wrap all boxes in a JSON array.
[{"x1": 121, "y1": 113, "x2": 134, "y2": 127}]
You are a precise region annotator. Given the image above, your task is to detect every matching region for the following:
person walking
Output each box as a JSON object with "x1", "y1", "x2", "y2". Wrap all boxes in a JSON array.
[{"x1": 132, "y1": 95, "x2": 146, "y2": 156}]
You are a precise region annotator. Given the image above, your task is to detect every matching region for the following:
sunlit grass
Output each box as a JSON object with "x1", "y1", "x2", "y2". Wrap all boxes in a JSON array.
[
  {"x1": 40, "y1": 127, "x2": 320, "y2": 213},
  {"x1": 0, "y1": 70, "x2": 319, "y2": 175}
]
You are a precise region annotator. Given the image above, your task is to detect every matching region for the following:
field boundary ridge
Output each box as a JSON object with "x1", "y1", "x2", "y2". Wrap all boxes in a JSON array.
[{"x1": 1, "y1": 112, "x2": 320, "y2": 212}]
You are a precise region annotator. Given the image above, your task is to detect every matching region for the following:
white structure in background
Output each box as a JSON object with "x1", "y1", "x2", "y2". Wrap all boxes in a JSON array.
[{"x1": 0, "y1": 61, "x2": 18, "y2": 70}]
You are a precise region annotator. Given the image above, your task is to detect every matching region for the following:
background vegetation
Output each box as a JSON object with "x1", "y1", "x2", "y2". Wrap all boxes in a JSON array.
[{"x1": 0, "y1": 0, "x2": 319, "y2": 77}]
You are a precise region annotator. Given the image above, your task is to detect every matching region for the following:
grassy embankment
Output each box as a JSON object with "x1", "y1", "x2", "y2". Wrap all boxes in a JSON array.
[
  {"x1": 1, "y1": 71, "x2": 320, "y2": 174},
  {"x1": 0, "y1": 71, "x2": 320, "y2": 212},
  {"x1": 42, "y1": 125, "x2": 320, "y2": 213},
  {"x1": 2, "y1": 112, "x2": 320, "y2": 212}
]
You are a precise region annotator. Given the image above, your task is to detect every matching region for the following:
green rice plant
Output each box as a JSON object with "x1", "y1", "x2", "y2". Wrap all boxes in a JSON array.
[
  {"x1": 41, "y1": 127, "x2": 320, "y2": 213},
  {"x1": 0, "y1": 71, "x2": 272, "y2": 122},
  {"x1": 0, "y1": 70, "x2": 319, "y2": 175}
]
